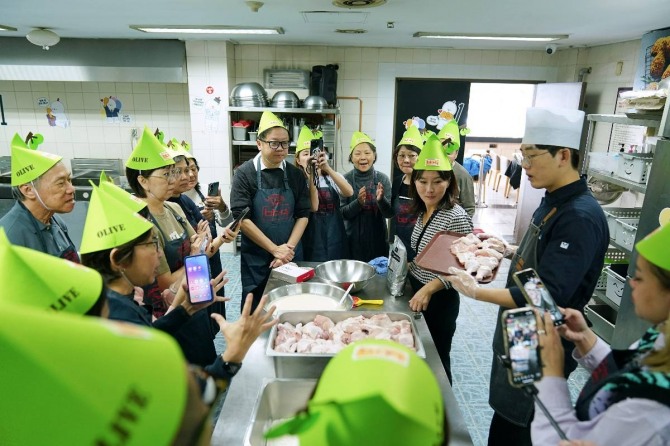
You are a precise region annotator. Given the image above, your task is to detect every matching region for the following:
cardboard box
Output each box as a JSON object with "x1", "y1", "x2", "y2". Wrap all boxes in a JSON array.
[{"x1": 271, "y1": 263, "x2": 315, "y2": 283}]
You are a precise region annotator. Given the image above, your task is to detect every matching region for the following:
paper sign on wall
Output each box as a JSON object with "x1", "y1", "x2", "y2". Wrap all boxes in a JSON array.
[
  {"x1": 36, "y1": 97, "x2": 49, "y2": 107},
  {"x1": 192, "y1": 97, "x2": 204, "y2": 108}
]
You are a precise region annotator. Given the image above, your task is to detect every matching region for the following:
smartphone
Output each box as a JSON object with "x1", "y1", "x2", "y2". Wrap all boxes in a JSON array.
[
  {"x1": 501, "y1": 307, "x2": 543, "y2": 387},
  {"x1": 207, "y1": 181, "x2": 220, "y2": 197},
  {"x1": 230, "y1": 207, "x2": 250, "y2": 232},
  {"x1": 513, "y1": 268, "x2": 565, "y2": 326},
  {"x1": 184, "y1": 254, "x2": 214, "y2": 304}
]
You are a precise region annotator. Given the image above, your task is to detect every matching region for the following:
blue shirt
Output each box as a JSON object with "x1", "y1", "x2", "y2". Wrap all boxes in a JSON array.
[{"x1": 508, "y1": 177, "x2": 609, "y2": 309}]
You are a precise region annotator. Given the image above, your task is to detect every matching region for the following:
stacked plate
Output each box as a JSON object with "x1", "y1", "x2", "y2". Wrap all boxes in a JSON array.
[
  {"x1": 271, "y1": 91, "x2": 300, "y2": 108},
  {"x1": 230, "y1": 82, "x2": 268, "y2": 107}
]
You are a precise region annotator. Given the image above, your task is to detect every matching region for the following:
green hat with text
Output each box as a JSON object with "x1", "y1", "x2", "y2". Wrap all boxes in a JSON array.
[
  {"x1": 265, "y1": 340, "x2": 445, "y2": 446},
  {"x1": 98, "y1": 174, "x2": 147, "y2": 214},
  {"x1": 10, "y1": 133, "x2": 62, "y2": 186},
  {"x1": 0, "y1": 228, "x2": 102, "y2": 314},
  {"x1": 350, "y1": 131, "x2": 375, "y2": 152},
  {"x1": 258, "y1": 111, "x2": 287, "y2": 134},
  {"x1": 0, "y1": 302, "x2": 187, "y2": 445},
  {"x1": 125, "y1": 127, "x2": 175, "y2": 170},
  {"x1": 397, "y1": 125, "x2": 424, "y2": 150},
  {"x1": 437, "y1": 120, "x2": 461, "y2": 154},
  {"x1": 80, "y1": 186, "x2": 154, "y2": 254},
  {"x1": 414, "y1": 134, "x2": 453, "y2": 171},
  {"x1": 636, "y1": 209, "x2": 670, "y2": 270},
  {"x1": 296, "y1": 126, "x2": 315, "y2": 154}
]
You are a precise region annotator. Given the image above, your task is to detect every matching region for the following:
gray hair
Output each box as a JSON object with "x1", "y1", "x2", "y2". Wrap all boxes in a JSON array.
[{"x1": 12, "y1": 176, "x2": 43, "y2": 201}]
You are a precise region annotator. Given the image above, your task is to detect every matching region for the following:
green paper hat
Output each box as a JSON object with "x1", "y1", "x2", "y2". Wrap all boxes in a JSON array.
[
  {"x1": 99, "y1": 170, "x2": 113, "y2": 184},
  {"x1": 80, "y1": 186, "x2": 154, "y2": 255},
  {"x1": 313, "y1": 130, "x2": 323, "y2": 139},
  {"x1": 10, "y1": 133, "x2": 62, "y2": 186},
  {"x1": 349, "y1": 131, "x2": 374, "y2": 152},
  {"x1": 0, "y1": 229, "x2": 102, "y2": 314},
  {"x1": 266, "y1": 340, "x2": 444, "y2": 446},
  {"x1": 168, "y1": 138, "x2": 194, "y2": 159},
  {"x1": 437, "y1": 120, "x2": 461, "y2": 154},
  {"x1": 98, "y1": 178, "x2": 147, "y2": 214},
  {"x1": 178, "y1": 139, "x2": 195, "y2": 159},
  {"x1": 296, "y1": 126, "x2": 315, "y2": 154},
  {"x1": 396, "y1": 125, "x2": 424, "y2": 150},
  {"x1": 0, "y1": 302, "x2": 187, "y2": 445},
  {"x1": 126, "y1": 127, "x2": 175, "y2": 170},
  {"x1": 258, "y1": 111, "x2": 287, "y2": 134},
  {"x1": 26, "y1": 132, "x2": 45, "y2": 150},
  {"x1": 414, "y1": 134, "x2": 453, "y2": 171},
  {"x1": 636, "y1": 218, "x2": 670, "y2": 271}
]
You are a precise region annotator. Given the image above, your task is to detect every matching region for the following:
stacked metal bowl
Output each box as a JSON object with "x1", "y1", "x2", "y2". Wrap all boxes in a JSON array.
[
  {"x1": 230, "y1": 82, "x2": 268, "y2": 107},
  {"x1": 303, "y1": 95, "x2": 329, "y2": 110},
  {"x1": 271, "y1": 91, "x2": 300, "y2": 108}
]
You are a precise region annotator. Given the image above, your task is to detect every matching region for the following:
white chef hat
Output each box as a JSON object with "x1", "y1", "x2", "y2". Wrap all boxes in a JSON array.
[{"x1": 521, "y1": 107, "x2": 585, "y2": 150}]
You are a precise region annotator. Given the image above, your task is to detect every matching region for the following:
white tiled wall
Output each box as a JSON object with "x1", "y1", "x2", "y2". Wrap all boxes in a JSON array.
[{"x1": 0, "y1": 80, "x2": 191, "y2": 166}]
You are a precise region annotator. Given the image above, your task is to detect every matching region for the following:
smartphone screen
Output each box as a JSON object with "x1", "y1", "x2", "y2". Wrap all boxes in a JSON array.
[
  {"x1": 230, "y1": 207, "x2": 250, "y2": 232},
  {"x1": 207, "y1": 182, "x2": 220, "y2": 197},
  {"x1": 502, "y1": 307, "x2": 543, "y2": 386},
  {"x1": 184, "y1": 254, "x2": 214, "y2": 304},
  {"x1": 513, "y1": 268, "x2": 565, "y2": 326}
]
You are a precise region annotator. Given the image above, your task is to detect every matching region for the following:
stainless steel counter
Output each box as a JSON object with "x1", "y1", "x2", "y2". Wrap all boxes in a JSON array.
[{"x1": 212, "y1": 264, "x2": 474, "y2": 445}]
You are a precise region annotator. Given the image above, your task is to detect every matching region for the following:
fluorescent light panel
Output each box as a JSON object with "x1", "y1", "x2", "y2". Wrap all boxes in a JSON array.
[
  {"x1": 413, "y1": 32, "x2": 567, "y2": 42},
  {"x1": 0, "y1": 25, "x2": 18, "y2": 31},
  {"x1": 130, "y1": 25, "x2": 283, "y2": 35}
]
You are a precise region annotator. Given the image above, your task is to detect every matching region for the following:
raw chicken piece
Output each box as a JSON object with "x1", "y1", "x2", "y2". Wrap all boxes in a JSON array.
[
  {"x1": 476, "y1": 256, "x2": 499, "y2": 269},
  {"x1": 295, "y1": 338, "x2": 314, "y2": 353},
  {"x1": 454, "y1": 233, "x2": 480, "y2": 245},
  {"x1": 394, "y1": 332, "x2": 415, "y2": 349},
  {"x1": 456, "y1": 251, "x2": 475, "y2": 265},
  {"x1": 301, "y1": 322, "x2": 325, "y2": 340},
  {"x1": 397, "y1": 320, "x2": 412, "y2": 334},
  {"x1": 474, "y1": 248, "x2": 503, "y2": 260},
  {"x1": 350, "y1": 330, "x2": 368, "y2": 342},
  {"x1": 464, "y1": 258, "x2": 481, "y2": 274},
  {"x1": 314, "y1": 315, "x2": 335, "y2": 332},
  {"x1": 274, "y1": 340, "x2": 298, "y2": 353},
  {"x1": 450, "y1": 242, "x2": 479, "y2": 255},
  {"x1": 369, "y1": 313, "x2": 394, "y2": 327},
  {"x1": 481, "y1": 238, "x2": 505, "y2": 253},
  {"x1": 340, "y1": 315, "x2": 366, "y2": 333},
  {"x1": 475, "y1": 265, "x2": 494, "y2": 281}
]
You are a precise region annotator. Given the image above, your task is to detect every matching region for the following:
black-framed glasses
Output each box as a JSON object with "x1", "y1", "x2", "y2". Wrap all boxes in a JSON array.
[
  {"x1": 136, "y1": 236, "x2": 160, "y2": 251},
  {"x1": 397, "y1": 153, "x2": 418, "y2": 161},
  {"x1": 260, "y1": 139, "x2": 290, "y2": 151},
  {"x1": 520, "y1": 151, "x2": 552, "y2": 167}
]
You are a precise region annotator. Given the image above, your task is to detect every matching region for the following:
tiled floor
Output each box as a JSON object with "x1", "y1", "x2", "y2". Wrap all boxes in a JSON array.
[{"x1": 215, "y1": 180, "x2": 590, "y2": 446}]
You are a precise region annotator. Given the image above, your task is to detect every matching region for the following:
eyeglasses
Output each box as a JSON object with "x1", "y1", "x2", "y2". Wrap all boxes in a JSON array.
[
  {"x1": 520, "y1": 151, "x2": 552, "y2": 167},
  {"x1": 136, "y1": 236, "x2": 160, "y2": 251},
  {"x1": 397, "y1": 153, "x2": 418, "y2": 160},
  {"x1": 147, "y1": 170, "x2": 178, "y2": 182},
  {"x1": 260, "y1": 140, "x2": 290, "y2": 151}
]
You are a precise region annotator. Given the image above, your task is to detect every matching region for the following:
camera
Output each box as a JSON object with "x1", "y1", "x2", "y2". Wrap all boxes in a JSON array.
[{"x1": 545, "y1": 44, "x2": 557, "y2": 55}]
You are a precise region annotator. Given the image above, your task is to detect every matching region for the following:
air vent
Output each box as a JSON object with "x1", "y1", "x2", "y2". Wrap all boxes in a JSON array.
[
  {"x1": 332, "y1": 0, "x2": 386, "y2": 8},
  {"x1": 264, "y1": 69, "x2": 310, "y2": 89},
  {"x1": 335, "y1": 29, "x2": 367, "y2": 34}
]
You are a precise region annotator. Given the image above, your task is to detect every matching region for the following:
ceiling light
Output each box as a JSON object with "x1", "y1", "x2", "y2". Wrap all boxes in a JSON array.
[
  {"x1": 26, "y1": 28, "x2": 60, "y2": 50},
  {"x1": 130, "y1": 25, "x2": 283, "y2": 35},
  {"x1": 0, "y1": 25, "x2": 18, "y2": 32},
  {"x1": 335, "y1": 29, "x2": 367, "y2": 34},
  {"x1": 413, "y1": 33, "x2": 567, "y2": 42}
]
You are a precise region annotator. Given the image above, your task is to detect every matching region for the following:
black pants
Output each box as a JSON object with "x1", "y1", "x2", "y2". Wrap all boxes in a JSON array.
[
  {"x1": 409, "y1": 275, "x2": 459, "y2": 384},
  {"x1": 487, "y1": 412, "x2": 532, "y2": 446}
]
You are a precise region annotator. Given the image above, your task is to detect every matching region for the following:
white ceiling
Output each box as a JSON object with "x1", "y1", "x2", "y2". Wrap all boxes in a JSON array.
[{"x1": 3, "y1": 0, "x2": 670, "y2": 50}]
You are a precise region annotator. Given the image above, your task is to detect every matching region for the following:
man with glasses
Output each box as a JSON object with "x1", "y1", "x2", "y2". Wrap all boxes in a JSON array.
[
  {"x1": 445, "y1": 108, "x2": 608, "y2": 446},
  {"x1": 0, "y1": 133, "x2": 79, "y2": 262},
  {"x1": 230, "y1": 111, "x2": 311, "y2": 309}
]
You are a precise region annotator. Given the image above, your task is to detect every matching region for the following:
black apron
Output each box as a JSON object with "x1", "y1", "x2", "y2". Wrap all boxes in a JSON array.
[
  {"x1": 348, "y1": 169, "x2": 388, "y2": 262},
  {"x1": 241, "y1": 158, "x2": 302, "y2": 300},
  {"x1": 393, "y1": 180, "x2": 417, "y2": 262},
  {"x1": 304, "y1": 176, "x2": 347, "y2": 262},
  {"x1": 489, "y1": 208, "x2": 569, "y2": 427}
]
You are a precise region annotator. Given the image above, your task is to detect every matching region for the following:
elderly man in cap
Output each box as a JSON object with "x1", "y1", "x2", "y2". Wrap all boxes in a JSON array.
[
  {"x1": 445, "y1": 107, "x2": 609, "y2": 446},
  {"x1": 0, "y1": 134, "x2": 78, "y2": 262}
]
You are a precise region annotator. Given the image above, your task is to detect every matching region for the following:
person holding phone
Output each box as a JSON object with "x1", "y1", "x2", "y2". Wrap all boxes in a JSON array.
[
  {"x1": 294, "y1": 126, "x2": 353, "y2": 262},
  {"x1": 230, "y1": 111, "x2": 311, "y2": 308},
  {"x1": 532, "y1": 221, "x2": 670, "y2": 445},
  {"x1": 341, "y1": 131, "x2": 395, "y2": 262},
  {"x1": 406, "y1": 134, "x2": 473, "y2": 384},
  {"x1": 445, "y1": 108, "x2": 609, "y2": 445},
  {"x1": 390, "y1": 124, "x2": 423, "y2": 262}
]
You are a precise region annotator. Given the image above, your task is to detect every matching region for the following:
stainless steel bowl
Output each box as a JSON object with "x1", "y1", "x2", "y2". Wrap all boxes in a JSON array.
[
  {"x1": 230, "y1": 82, "x2": 267, "y2": 100},
  {"x1": 303, "y1": 95, "x2": 329, "y2": 109},
  {"x1": 314, "y1": 260, "x2": 376, "y2": 293},
  {"x1": 271, "y1": 90, "x2": 299, "y2": 103},
  {"x1": 264, "y1": 282, "x2": 354, "y2": 312}
]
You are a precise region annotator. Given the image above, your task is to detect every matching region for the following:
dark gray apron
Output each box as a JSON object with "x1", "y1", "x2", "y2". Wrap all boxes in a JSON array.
[
  {"x1": 305, "y1": 176, "x2": 347, "y2": 262},
  {"x1": 394, "y1": 186, "x2": 417, "y2": 262},
  {"x1": 241, "y1": 158, "x2": 302, "y2": 298},
  {"x1": 348, "y1": 169, "x2": 388, "y2": 262},
  {"x1": 489, "y1": 208, "x2": 556, "y2": 427}
]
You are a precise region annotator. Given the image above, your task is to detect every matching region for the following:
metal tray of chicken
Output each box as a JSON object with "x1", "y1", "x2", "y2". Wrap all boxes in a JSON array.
[
  {"x1": 415, "y1": 230, "x2": 501, "y2": 284},
  {"x1": 266, "y1": 311, "x2": 426, "y2": 379}
]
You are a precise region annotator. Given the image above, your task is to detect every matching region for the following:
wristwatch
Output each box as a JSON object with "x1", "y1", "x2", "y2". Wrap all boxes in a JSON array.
[{"x1": 222, "y1": 361, "x2": 242, "y2": 377}]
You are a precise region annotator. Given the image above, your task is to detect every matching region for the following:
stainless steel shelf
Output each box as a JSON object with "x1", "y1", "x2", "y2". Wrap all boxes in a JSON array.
[
  {"x1": 593, "y1": 289, "x2": 620, "y2": 311},
  {"x1": 229, "y1": 106, "x2": 339, "y2": 114},
  {"x1": 608, "y1": 239, "x2": 632, "y2": 254},
  {"x1": 232, "y1": 140, "x2": 257, "y2": 146},
  {"x1": 586, "y1": 113, "x2": 661, "y2": 128},
  {"x1": 588, "y1": 169, "x2": 647, "y2": 194}
]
